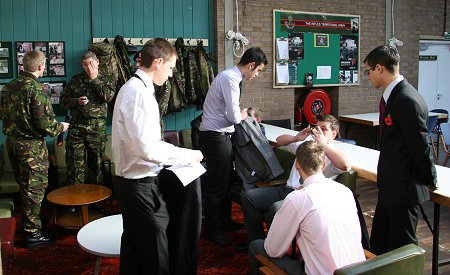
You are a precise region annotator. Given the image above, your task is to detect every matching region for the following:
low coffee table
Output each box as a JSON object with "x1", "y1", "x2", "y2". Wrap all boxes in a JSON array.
[
  {"x1": 77, "y1": 214, "x2": 122, "y2": 275},
  {"x1": 47, "y1": 184, "x2": 112, "y2": 229}
]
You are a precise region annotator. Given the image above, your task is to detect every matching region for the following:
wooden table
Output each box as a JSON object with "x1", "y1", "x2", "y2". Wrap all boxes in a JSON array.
[
  {"x1": 47, "y1": 184, "x2": 112, "y2": 229},
  {"x1": 339, "y1": 111, "x2": 448, "y2": 138},
  {"x1": 77, "y1": 214, "x2": 122, "y2": 275},
  {"x1": 264, "y1": 124, "x2": 450, "y2": 275}
]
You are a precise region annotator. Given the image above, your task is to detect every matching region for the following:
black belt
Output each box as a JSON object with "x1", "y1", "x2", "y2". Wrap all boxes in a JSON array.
[{"x1": 200, "y1": 130, "x2": 233, "y2": 136}]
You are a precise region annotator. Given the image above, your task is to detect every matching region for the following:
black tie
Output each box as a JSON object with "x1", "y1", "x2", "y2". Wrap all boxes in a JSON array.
[
  {"x1": 239, "y1": 81, "x2": 242, "y2": 100},
  {"x1": 379, "y1": 97, "x2": 386, "y2": 138}
]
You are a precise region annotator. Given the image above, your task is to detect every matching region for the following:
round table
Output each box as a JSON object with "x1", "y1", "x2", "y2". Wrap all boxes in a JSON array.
[
  {"x1": 46, "y1": 184, "x2": 112, "y2": 229},
  {"x1": 77, "y1": 214, "x2": 122, "y2": 275}
]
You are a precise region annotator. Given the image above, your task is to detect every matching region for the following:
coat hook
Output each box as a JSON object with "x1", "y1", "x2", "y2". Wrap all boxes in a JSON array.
[{"x1": 140, "y1": 38, "x2": 144, "y2": 45}]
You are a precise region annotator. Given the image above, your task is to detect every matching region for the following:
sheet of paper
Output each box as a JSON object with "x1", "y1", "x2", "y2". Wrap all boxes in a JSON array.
[
  {"x1": 167, "y1": 162, "x2": 206, "y2": 186},
  {"x1": 276, "y1": 38, "x2": 289, "y2": 60},
  {"x1": 276, "y1": 63, "x2": 289, "y2": 84},
  {"x1": 316, "y1": 66, "x2": 331, "y2": 79}
]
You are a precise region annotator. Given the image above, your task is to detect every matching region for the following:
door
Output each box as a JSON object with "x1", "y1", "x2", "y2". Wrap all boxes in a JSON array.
[{"x1": 418, "y1": 41, "x2": 450, "y2": 111}]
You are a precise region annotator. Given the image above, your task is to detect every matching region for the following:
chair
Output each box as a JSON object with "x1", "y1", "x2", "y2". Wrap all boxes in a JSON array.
[
  {"x1": 427, "y1": 116, "x2": 438, "y2": 159},
  {"x1": 255, "y1": 244, "x2": 425, "y2": 275},
  {"x1": 439, "y1": 122, "x2": 450, "y2": 165},
  {"x1": 163, "y1": 130, "x2": 180, "y2": 146},
  {"x1": 179, "y1": 129, "x2": 193, "y2": 149},
  {"x1": 430, "y1": 109, "x2": 448, "y2": 156},
  {"x1": 262, "y1": 119, "x2": 292, "y2": 130},
  {"x1": 0, "y1": 144, "x2": 20, "y2": 196}
]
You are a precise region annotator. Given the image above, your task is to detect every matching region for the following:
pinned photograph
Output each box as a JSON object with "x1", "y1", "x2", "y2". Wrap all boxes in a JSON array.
[
  {"x1": 0, "y1": 47, "x2": 8, "y2": 57},
  {"x1": 0, "y1": 60, "x2": 8, "y2": 73},
  {"x1": 49, "y1": 64, "x2": 65, "y2": 76}
]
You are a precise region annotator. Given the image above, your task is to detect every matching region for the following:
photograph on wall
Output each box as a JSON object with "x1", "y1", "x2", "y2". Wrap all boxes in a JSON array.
[
  {"x1": 0, "y1": 60, "x2": 8, "y2": 73},
  {"x1": 34, "y1": 42, "x2": 48, "y2": 55},
  {"x1": 314, "y1": 34, "x2": 329, "y2": 47},
  {"x1": 288, "y1": 32, "x2": 304, "y2": 60},
  {"x1": 43, "y1": 82, "x2": 65, "y2": 104},
  {"x1": 0, "y1": 84, "x2": 4, "y2": 92},
  {"x1": 48, "y1": 64, "x2": 65, "y2": 76},
  {"x1": 0, "y1": 42, "x2": 13, "y2": 79},
  {"x1": 16, "y1": 42, "x2": 33, "y2": 54},
  {"x1": 49, "y1": 42, "x2": 65, "y2": 64},
  {"x1": 339, "y1": 70, "x2": 358, "y2": 84},
  {"x1": 17, "y1": 65, "x2": 24, "y2": 75},
  {"x1": 340, "y1": 35, "x2": 358, "y2": 70}
]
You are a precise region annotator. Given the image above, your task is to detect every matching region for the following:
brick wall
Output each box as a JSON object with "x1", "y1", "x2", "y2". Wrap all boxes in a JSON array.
[{"x1": 215, "y1": 0, "x2": 450, "y2": 135}]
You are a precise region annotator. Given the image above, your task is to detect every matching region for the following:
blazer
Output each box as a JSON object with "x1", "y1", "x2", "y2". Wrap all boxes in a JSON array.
[{"x1": 377, "y1": 79, "x2": 437, "y2": 207}]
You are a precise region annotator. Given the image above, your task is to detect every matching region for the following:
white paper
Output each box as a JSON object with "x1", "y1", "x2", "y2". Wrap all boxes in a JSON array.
[
  {"x1": 167, "y1": 162, "x2": 206, "y2": 186},
  {"x1": 317, "y1": 66, "x2": 331, "y2": 79},
  {"x1": 276, "y1": 38, "x2": 289, "y2": 60},
  {"x1": 276, "y1": 63, "x2": 289, "y2": 84}
]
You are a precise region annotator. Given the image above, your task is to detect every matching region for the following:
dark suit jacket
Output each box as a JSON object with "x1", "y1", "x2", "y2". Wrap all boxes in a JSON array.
[{"x1": 377, "y1": 79, "x2": 437, "y2": 207}]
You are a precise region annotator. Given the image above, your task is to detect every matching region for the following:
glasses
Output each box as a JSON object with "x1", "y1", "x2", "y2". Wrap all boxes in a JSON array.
[{"x1": 363, "y1": 67, "x2": 375, "y2": 75}]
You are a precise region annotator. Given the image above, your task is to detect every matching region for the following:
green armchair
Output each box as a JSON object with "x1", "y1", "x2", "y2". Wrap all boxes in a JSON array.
[{"x1": 255, "y1": 244, "x2": 426, "y2": 275}]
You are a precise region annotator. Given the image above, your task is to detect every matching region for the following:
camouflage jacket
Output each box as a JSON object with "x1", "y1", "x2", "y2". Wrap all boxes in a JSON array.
[
  {"x1": 0, "y1": 72, "x2": 63, "y2": 139},
  {"x1": 60, "y1": 72, "x2": 115, "y2": 121}
]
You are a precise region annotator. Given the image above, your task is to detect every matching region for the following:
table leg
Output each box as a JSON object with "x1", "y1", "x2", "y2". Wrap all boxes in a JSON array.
[
  {"x1": 94, "y1": 256, "x2": 100, "y2": 275},
  {"x1": 432, "y1": 202, "x2": 440, "y2": 275},
  {"x1": 81, "y1": 205, "x2": 89, "y2": 225}
]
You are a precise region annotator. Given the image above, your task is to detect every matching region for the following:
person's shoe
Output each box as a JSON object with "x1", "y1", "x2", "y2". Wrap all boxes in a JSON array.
[
  {"x1": 27, "y1": 230, "x2": 55, "y2": 248},
  {"x1": 223, "y1": 220, "x2": 244, "y2": 231},
  {"x1": 234, "y1": 242, "x2": 249, "y2": 253},
  {"x1": 205, "y1": 232, "x2": 231, "y2": 246}
]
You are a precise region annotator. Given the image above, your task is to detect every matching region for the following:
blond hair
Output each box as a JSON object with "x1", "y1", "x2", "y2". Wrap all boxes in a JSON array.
[
  {"x1": 296, "y1": 140, "x2": 325, "y2": 175},
  {"x1": 23, "y1": 50, "x2": 45, "y2": 73}
]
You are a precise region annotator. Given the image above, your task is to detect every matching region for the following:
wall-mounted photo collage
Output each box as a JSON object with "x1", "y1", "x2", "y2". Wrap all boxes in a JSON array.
[
  {"x1": 16, "y1": 41, "x2": 65, "y2": 77},
  {"x1": 0, "y1": 42, "x2": 13, "y2": 79}
]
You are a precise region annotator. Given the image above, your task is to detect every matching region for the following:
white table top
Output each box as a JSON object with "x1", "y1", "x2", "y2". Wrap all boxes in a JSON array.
[
  {"x1": 264, "y1": 124, "x2": 450, "y2": 207},
  {"x1": 338, "y1": 112, "x2": 446, "y2": 127},
  {"x1": 77, "y1": 214, "x2": 122, "y2": 257}
]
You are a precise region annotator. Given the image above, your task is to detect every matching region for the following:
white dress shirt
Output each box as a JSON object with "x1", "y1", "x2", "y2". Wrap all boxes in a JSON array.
[
  {"x1": 111, "y1": 69, "x2": 200, "y2": 179},
  {"x1": 199, "y1": 65, "x2": 243, "y2": 133},
  {"x1": 383, "y1": 75, "x2": 404, "y2": 103},
  {"x1": 265, "y1": 173, "x2": 365, "y2": 275}
]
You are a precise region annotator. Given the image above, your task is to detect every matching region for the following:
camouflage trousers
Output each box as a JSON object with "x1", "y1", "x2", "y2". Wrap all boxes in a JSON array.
[
  {"x1": 6, "y1": 138, "x2": 48, "y2": 233},
  {"x1": 65, "y1": 120, "x2": 106, "y2": 185}
]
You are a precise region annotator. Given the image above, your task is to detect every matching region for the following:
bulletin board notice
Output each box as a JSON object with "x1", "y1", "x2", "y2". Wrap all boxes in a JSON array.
[{"x1": 273, "y1": 9, "x2": 360, "y2": 88}]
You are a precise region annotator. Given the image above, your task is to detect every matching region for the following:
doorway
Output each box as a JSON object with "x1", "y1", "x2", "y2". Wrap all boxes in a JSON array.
[{"x1": 418, "y1": 40, "x2": 450, "y2": 111}]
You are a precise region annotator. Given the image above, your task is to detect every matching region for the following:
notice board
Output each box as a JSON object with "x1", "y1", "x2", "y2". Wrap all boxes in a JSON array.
[{"x1": 273, "y1": 10, "x2": 360, "y2": 88}]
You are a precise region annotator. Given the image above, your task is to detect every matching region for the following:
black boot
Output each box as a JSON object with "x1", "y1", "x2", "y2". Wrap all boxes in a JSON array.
[{"x1": 27, "y1": 230, "x2": 54, "y2": 248}]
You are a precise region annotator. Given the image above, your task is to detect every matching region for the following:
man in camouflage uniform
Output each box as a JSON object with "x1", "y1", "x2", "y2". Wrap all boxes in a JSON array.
[
  {"x1": 60, "y1": 51, "x2": 115, "y2": 185},
  {"x1": 0, "y1": 50, "x2": 69, "y2": 247}
]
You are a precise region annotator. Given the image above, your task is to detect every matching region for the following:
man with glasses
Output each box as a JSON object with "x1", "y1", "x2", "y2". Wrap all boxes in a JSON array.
[{"x1": 363, "y1": 45, "x2": 437, "y2": 254}]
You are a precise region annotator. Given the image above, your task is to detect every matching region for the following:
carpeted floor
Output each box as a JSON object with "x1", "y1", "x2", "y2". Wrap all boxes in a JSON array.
[{"x1": 8, "y1": 200, "x2": 249, "y2": 275}]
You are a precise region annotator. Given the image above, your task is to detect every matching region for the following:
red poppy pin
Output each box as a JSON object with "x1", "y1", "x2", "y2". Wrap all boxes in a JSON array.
[{"x1": 384, "y1": 114, "x2": 392, "y2": 126}]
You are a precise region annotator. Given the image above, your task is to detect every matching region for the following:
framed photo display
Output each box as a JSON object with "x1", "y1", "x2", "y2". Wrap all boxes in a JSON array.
[
  {"x1": 15, "y1": 41, "x2": 65, "y2": 77},
  {"x1": 0, "y1": 42, "x2": 14, "y2": 79}
]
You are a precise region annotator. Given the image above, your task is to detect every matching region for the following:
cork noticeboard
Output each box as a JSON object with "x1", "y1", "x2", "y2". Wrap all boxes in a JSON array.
[{"x1": 273, "y1": 9, "x2": 360, "y2": 88}]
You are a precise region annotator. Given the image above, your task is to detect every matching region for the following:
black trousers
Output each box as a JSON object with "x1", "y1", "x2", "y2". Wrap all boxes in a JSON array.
[
  {"x1": 159, "y1": 169, "x2": 202, "y2": 275},
  {"x1": 370, "y1": 202, "x2": 420, "y2": 255},
  {"x1": 198, "y1": 130, "x2": 233, "y2": 235},
  {"x1": 117, "y1": 176, "x2": 169, "y2": 275}
]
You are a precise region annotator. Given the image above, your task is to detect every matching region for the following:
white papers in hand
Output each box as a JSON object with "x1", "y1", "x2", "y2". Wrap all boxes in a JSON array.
[{"x1": 166, "y1": 162, "x2": 206, "y2": 186}]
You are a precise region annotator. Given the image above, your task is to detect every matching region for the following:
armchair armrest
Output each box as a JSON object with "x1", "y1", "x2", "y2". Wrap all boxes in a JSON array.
[
  {"x1": 255, "y1": 254, "x2": 287, "y2": 275},
  {"x1": 255, "y1": 179, "x2": 287, "y2": 188}
]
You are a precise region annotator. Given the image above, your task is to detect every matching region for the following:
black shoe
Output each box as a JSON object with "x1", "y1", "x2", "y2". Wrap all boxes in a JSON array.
[
  {"x1": 223, "y1": 220, "x2": 244, "y2": 231},
  {"x1": 205, "y1": 232, "x2": 231, "y2": 247},
  {"x1": 234, "y1": 242, "x2": 249, "y2": 253},
  {"x1": 27, "y1": 230, "x2": 54, "y2": 248}
]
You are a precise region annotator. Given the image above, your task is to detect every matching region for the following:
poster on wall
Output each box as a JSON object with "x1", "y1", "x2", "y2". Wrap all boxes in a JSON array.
[{"x1": 0, "y1": 42, "x2": 14, "y2": 79}]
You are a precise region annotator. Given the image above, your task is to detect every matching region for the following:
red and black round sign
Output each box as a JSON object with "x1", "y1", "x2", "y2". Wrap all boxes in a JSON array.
[{"x1": 302, "y1": 89, "x2": 331, "y2": 124}]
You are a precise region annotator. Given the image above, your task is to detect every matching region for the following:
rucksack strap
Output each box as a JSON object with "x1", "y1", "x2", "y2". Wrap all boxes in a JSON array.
[{"x1": 133, "y1": 74, "x2": 147, "y2": 88}]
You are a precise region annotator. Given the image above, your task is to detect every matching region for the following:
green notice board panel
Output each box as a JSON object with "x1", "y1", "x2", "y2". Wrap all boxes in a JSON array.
[{"x1": 273, "y1": 10, "x2": 360, "y2": 88}]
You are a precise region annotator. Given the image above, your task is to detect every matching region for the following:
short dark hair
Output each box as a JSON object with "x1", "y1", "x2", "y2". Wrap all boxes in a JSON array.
[
  {"x1": 140, "y1": 38, "x2": 177, "y2": 68},
  {"x1": 296, "y1": 140, "x2": 325, "y2": 175},
  {"x1": 238, "y1": 47, "x2": 268, "y2": 70},
  {"x1": 363, "y1": 45, "x2": 400, "y2": 74},
  {"x1": 81, "y1": 51, "x2": 97, "y2": 62},
  {"x1": 316, "y1": 113, "x2": 339, "y2": 133}
]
